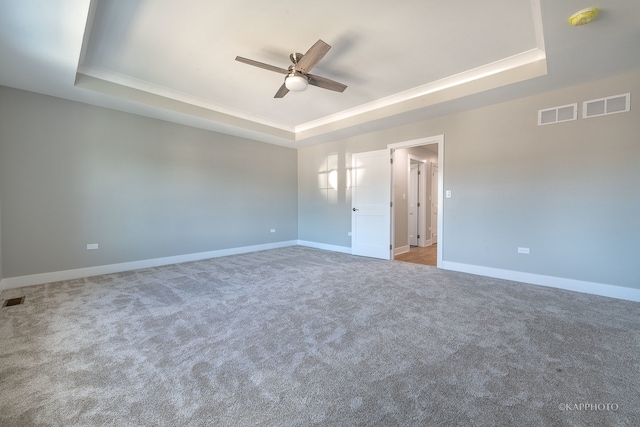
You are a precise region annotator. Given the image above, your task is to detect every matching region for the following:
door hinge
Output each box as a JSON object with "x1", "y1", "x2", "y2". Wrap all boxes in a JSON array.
[
  {"x1": 390, "y1": 244, "x2": 393, "y2": 250},
  {"x1": 417, "y1": 202, "x2": 421, "y2": 207},
  {"x1": 417, "y1": 234, "x2": 420, "y2": 239},
  {"x1": 390, "y1": 158, "x2": 393, "y2": 164}
]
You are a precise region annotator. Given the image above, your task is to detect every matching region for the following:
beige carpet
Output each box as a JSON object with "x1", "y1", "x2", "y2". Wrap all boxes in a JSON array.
[{"x1": 1, "y1": 246, "x2": 638, "y2": 426}]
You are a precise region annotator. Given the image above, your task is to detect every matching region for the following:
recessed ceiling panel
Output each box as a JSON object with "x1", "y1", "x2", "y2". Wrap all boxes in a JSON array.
[{"x1": 81, "y1": 0, "x2": 540, "y2": 127}]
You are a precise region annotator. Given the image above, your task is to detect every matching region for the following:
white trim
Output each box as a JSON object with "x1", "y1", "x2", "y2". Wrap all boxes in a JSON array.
[
  {"x1": 78, "y1": 50, "x2": 546, "y2": 143},
  {"x1": 1, "y1": 241, "x2": 298, "y2": 291},
  {"x1": 4, "y1": 241, "x2": 637, "y2": 303},
  {"x1": 297, "y1": 240, "x2": 352, "y2": 254},
  {"x1": 295, "y1": 48, "x2": 546, "y2": 134},
  {"x1": 388, "y1": 135, "x2": 444, "y2": 150},
  {"x1": 437, "y1": 145, "x2": 444, "y2": 268},
  {"x1": 388, "y1": 134, "x2": 444, "y2": 268},
  {"x1": 430, "y1": 160, "x2": 439, "y2": 246},
  {"x1": 394, "y1": 245, "x2": 411, "y2": 256},
  {"x1": 78, "y1": 47, "x2": 545, "y2": 139},
  {"x1": 530, "y1": 0, "x2": 546, "y2": 53},
  {"x1": 390, "y1": 149, "x2": 396, "y2": 259},
  {"x1": 77, "y1": 66, "x2": 294, "y2": 133},
  {"x1": 442, "y1": 261, "x2": 640, "y2": 302}
]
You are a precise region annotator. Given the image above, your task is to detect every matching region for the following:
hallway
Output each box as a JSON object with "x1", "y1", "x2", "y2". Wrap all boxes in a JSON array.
[{"x1": 394, "y1": 244, "x2": 437, "y2": 266}]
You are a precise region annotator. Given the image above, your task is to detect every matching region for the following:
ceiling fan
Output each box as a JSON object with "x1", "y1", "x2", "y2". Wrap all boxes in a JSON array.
[{"x1": 235, "y1": 39, "x2": 347, "y2": 98}]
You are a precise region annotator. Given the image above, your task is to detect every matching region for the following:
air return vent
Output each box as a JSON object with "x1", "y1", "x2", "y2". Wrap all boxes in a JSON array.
[
  {"x1": 583, "y1": 93, "x2": 630, "y2": 119},
  {"x1": 538, "y1": 103, "x2": 577, "y2": 126}
]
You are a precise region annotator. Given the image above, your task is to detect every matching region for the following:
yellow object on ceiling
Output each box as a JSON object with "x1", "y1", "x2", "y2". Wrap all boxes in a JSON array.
[{"x1": 568, "y1": 7, "x2": 600, "y2": 26}]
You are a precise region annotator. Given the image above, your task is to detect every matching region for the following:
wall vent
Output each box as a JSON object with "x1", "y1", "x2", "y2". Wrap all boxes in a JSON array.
[
  {"x1": 583, "y1": 93, "x2": 630, "y2": 119},
  {"x1": 538, "y1": 103, "x2": 577, "y2": 126}
]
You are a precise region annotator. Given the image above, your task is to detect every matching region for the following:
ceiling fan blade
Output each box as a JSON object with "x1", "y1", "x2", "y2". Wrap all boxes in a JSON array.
[
  {"x1": 295, "y1": 39, "x2": 331, "y2": 74},
  {"x1": 235, "y1": 56, "x2": 289, "y2": 74},
  {"x1": 308, "y1": 74, "x2": 347, "y2": 93},
  {"x1": 274, "y1": 83, "x2": 289, "y2": 98}
]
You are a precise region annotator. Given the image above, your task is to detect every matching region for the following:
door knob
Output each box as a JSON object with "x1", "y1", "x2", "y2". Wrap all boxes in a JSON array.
[{"x1": 352, "y1": 208, "x2": 359, "y2": 211}]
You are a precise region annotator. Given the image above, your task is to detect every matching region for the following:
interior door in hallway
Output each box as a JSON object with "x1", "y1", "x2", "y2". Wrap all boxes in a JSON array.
[
  {"x1": 351, "y1": 149, "x2": 391, "y2": 259},
  {"x1": 409, "y1": 162, "x2": 419, "y2": 246},
  {"x1": 431, "y1": 163, "x2": 439, "y2": 244}
]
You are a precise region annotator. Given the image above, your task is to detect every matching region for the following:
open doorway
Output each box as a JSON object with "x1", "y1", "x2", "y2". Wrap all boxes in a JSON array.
[
  {"x1": 388, "y1": 136, "x2": 443, "y2": 267},
  {"x1": 397, "y1": 155, "x2": 438, "y2": 266}
]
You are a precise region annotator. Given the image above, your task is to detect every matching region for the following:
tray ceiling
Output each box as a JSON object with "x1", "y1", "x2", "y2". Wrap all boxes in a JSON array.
[{"x1": 1, "y1": 0, "x2": 639, "y2": 147}]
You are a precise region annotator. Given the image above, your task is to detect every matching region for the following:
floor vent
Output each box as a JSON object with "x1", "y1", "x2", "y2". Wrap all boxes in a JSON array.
[
  {"x1": 583, "y1": 93, "x2": 630, "y2": 119},
  {"x1": 2, "y1": 296, "x2": 25, "y2": 308},
  {"x1": 538, "y1": 103, "x2": 577, "y2": 126}
]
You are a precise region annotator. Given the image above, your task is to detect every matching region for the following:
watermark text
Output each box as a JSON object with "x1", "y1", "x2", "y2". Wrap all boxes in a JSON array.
[{"x1": 558, "y1": 403, "x2": 619, "y2": 411}]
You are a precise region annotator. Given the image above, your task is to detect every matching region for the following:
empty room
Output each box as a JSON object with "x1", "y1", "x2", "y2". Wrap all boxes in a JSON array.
[{"x1": 1, "y1": 1, "x2": 639, "y2": 425}]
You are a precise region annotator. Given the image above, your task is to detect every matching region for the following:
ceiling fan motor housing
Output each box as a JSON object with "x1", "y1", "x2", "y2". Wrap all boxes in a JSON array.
[{"x1": 289, "y1": 52, "x2": 304, "y2": 64}]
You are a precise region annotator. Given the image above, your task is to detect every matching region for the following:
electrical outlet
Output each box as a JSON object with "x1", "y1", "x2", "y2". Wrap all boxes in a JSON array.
[
  {"x1": 86, "y1": 243, "x2": 99, "y2": 250},
  {"x1": 517, "y1": 247, "x2": 530, "y2": 254},
  {"x1": 270, "y1": 229, "x2": 276, "y2": 233},
  {"x1": 348, "y1": 232, "x2": 352, "y2": 236},
  {"x1": 446, "y1": 190, "x2": 452, "y2": 198}
]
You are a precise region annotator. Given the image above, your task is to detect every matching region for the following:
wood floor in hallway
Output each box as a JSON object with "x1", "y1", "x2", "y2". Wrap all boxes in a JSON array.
[{"x1": 394, "y1": 244, "x2": 437, "y2": 266}]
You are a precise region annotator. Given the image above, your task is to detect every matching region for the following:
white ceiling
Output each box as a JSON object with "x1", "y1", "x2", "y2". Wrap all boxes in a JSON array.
[{"x1": 1, "y1": 0, "x2": 639, "y2": 148}]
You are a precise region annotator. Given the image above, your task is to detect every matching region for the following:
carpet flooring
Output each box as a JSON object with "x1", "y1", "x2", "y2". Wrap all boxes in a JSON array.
[{"x1": 1, "y1": 246, "x2": 638, "y2": 426}]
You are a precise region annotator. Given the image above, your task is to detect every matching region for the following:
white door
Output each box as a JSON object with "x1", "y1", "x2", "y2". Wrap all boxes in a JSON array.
[
  {"x1": 431, "y1": 163, "x2": 439, "y2": 244},
  {"x1": 409, "y1": 163, "x2": 419, "y2": 246},
  {"x1": 351, "y1": 149, "x2": 391, "y2": 259},
  {"x1": 417, "y1": 162, "x2": 427, "y2": 247}
]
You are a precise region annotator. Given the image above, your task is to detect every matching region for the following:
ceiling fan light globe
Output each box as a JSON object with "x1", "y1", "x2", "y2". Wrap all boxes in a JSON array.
[{"x1": 285, "y1": 75, "x2": 308, "y2": 92}]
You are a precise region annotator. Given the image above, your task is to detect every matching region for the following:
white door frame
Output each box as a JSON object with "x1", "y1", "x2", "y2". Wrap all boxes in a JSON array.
[{"x1": 389, "y1": 135, "x2": 444, "y2": 268}]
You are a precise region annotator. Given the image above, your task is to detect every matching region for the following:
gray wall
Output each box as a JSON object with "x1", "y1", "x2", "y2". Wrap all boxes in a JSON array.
[
  {"x1": 298, "y1": 70, "x2": 640, "y2": 289},
  {"x1": 0, "y1": 192, "x2": 3, "y2": 281},
  {"x1": 2, "y1": 69, "x2": 639, "y2": 290},
  {"x1": 0, "y1": 86, "x2": 298, "y2": 279},
  {"x1": 298, "y1": 141, "x2": 355, "y2": 247}
]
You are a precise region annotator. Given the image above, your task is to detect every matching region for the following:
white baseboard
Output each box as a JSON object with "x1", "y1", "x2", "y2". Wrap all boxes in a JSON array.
[
  {"x1": 394, "y1": 245, "x2": 410, "y2": 256},
  {"x1": 4, "y1": 243, "x2": 637, "y2": 303},
  {"x1": 1, "y1": 241, "x2": 299, "y2": 291},
  {"x1": 297, "y1": 240, "x2": 352, "y2": 254},
  {"x1": 441, "y1": 261, "x2": 640, "y2": 302}
]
